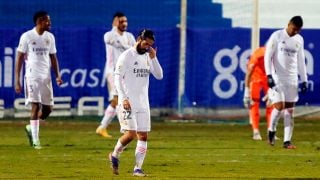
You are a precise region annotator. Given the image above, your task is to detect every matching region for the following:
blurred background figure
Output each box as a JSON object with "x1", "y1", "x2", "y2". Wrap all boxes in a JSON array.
[
  {"x1": 96, "y1": 12, "x2": 135, "y2": 138},
  {"x1": 243, "y1": 47, "x2": 272, "y2": 140},
  {"x1": 15, "y1": 10, "x2": 63, "y2": 149}
]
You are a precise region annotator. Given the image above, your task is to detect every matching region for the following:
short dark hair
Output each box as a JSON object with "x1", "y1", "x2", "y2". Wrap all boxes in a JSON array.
[
  {"x1": 139, "y1": 29, "x2": 155, "y2": 41},
  {"x1": 33, "y1": 10, "x2": 48, "y2": 25},
  {"x1": 113, "y1": 11, "x2": 125, "y2": 19},
  {"x1": 290, "y1": 16, "x2": 303, "y2": 28}
]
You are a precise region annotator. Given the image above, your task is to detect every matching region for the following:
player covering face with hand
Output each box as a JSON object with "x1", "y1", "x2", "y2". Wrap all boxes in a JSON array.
[{"x1": 108, "y1": 29, "x2": 163, "y2": 177}]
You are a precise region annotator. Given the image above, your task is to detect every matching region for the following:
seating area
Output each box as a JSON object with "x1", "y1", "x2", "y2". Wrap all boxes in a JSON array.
[
  {"x1": 0, "y1": 0, "x2": 231, "y2": 28},
  {"x1": 214, "y1": 0, "x2": 320, "y2": 29}
]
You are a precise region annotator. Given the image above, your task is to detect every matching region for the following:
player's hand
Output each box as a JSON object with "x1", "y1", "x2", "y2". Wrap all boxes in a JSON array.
[
  {"x1": 243, "y1": 96, "x2": 252, "y2": 108},
  {"x1": 243, "y1": 87, "x2": 252, "y2": 108},
  {"x1": 123, "y1": 99, "x2": 131, "y2": 111},
  {"x1": 56, "y1": 77, "x2": 63, "y2": 86},
  {"x1": 149, "y1": 46, "x2": 157, "y2": 59},
  {"x1": 300, "y1": 82, "x2": 308, "y2": 93},
  {"x1": 15, "y1": 83, "x2": 22, "y2": 94},
  {"x1": 112, "y1": 17, "x2": 119, "y2": 27},
  {"x1": 262, "y1": 90, "x2": 272, "y2": 107},
  {"x1": 267, "y1": 75, "x2": 275, "y2": 89}
]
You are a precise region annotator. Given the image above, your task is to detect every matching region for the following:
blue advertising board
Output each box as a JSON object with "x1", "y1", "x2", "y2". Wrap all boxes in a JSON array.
[
  {"x1": 184, "y1": 28, "x2": 319, "y2": 107},
  {"x1": 0, "y1": 27, "x2": 318, "y2": 112},
  {"x1": 0, "y1": 28, "x2": 179, "y2": 109}
]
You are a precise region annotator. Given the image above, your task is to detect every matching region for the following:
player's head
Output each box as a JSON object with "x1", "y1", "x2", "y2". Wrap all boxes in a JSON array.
[
  {"x1": 113, "y1": 11, "x2": 128, "y2": 32},
  {"x1": 287, "y1": 16, "x2": 303, "y2": 37},
  {"x1": 136, "y1": 29, "x2": 155, "y2": 55},
  {"x1": 33, "y1": 10, "x2": 51, "y2": 31}
]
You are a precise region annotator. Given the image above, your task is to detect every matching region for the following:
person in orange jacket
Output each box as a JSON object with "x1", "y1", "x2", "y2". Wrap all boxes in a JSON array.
[{"x1": 243, "y1": 47, "x2": 272, "y2": 140}]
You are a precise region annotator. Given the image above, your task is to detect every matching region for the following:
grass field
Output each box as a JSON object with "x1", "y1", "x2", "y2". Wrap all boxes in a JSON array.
[{"x1": 0, "y1": 117, "x2": 320, "y2": 179}]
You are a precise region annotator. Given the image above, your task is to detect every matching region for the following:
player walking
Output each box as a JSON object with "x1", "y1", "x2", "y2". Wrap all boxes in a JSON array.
[
  {"x1": 15, "y1": 10, "x2": 63, "y2": 149},
  {"x1": 264, "y1": 16, "x2": 308, "y2": 149},
  {"x1": 108, "y1": 29, "x2": 163, "y2": 176},
  {"x1": 96, "y1": 12, "x2": 135, "y2": 138}
]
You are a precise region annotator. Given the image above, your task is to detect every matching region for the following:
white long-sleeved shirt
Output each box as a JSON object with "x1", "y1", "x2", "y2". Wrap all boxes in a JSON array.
[
  {"x1": 103, "y1": 27, "x2": 135, "y2": 77},
  {"x1": 264, "y1": 29, "x2": 307, "y2": 84},
  {"x1": 17, "y1": 28, "x2": 57, "y2": 79},
  {"x1": 114, "y1": 47, "x2": 163, "y2": 111}
]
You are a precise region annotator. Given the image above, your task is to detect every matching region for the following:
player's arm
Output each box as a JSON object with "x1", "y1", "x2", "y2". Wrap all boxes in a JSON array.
[
  {"x1": 50, "y1": 54, "x2": 63, "y2": 86},
  {"x1": 243, "y1": 53, "x2": 256, "y2": 108},
  {"x1": 264, "y1": 35, "x2": 276, "y2": 76},
  {"x1": 297, "y1": 38, "x2": 308, "y2": 92},
  {"x1": 297, "y1": 39, "x2": 307, "y2": 83},
  {"x1": 49, "y1": 35, "x2": 62, "y2": 86},
  {"x1": 114, "y1": 53, "x2": 130, "y2": 110},
  {"x1": 148, "y1": 47, "x2": 163, "y2": 80},
  {"x1": 105, "y1": 43, "x2": 115, "y2": 76},
  {"x1": 264, "y1": 34, "x2": 277, "y2": 88},
  {"x1": 15, "y1": 34, "x2": 27, "y2": 94},
  {"x1": 14, "y1": 51, "x2": 25, "y2": 94}
]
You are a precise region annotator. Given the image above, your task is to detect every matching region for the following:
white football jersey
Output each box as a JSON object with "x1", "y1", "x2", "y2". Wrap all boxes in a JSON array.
[
  {"x1": 17, "y1": 28, "x2": 57, "y2": 79},
  {"x1": 264, "y1": 29, "x2": 307, "y2": 84},
  {"x1": 114, "y1": 47, "x2": 163, "y2": 111},
  {"x1": 103, "y1": 27, "x2": 135, "y2": 76}
]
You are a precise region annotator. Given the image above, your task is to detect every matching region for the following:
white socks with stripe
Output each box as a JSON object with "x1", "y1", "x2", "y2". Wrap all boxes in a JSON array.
[
  {"x1": 30, "y1": 120, "x2": 39, "y2": 143},
  {"x1": 134, "y1": 140, "x2": 147, "y2": 170},
  {"x1": 100, "y1": 105, "x2": 116, "y2": 129},
  {"x1": 268, "y1": 109, "x2": 282, "y2": 132},
  {"x1": 284, "y1": 108, "x2": 294, "y2": 142}
]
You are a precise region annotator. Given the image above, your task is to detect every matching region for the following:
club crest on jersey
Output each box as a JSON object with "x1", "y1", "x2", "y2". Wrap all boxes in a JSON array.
[
  {"x1": 45, "y1": 39, "x2": 50, "y2": 46},
  {"x1": 32, "y1": 41, "x2": 36, "y2": 45}
]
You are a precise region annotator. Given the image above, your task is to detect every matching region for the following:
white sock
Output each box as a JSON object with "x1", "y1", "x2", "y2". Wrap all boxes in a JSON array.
[
  {"x1": 30, "y1": 120, "x2": 39, "y2": 143},
  {"x1": 134, "y1": 140, "x2": 147, "y2": 170},
  {"x1": 284, "y1": 108, "x2": 294, "y2": 142},
  {"x1": 99, "y1": 105, "x2": 116, "y2": 129},
  {"x1": 112, "y1": 139, "x2": 126, "y2": 158},
  {"x1": 268, "y1": 109, "x2": 282, "y2": 132}
]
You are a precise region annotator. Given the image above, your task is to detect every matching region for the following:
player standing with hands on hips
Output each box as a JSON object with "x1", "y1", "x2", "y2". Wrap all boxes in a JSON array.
[
  {"x1": 264, "y1": 16, "x2": 308, "y2": 149},
  {"x1": 15, "y1": 10, "x2": 63, "y2": 149},
  {"x1": 108, "y1": 29, "x2": 163, "y2": 176}
]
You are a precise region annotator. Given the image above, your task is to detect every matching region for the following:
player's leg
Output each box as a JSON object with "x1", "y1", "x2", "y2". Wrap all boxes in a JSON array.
[
  {"x1": 109, "y1": 106, "x2": 137, "y2": 175},
  {"x1": 133, "y1": 111, "x2": 150, "y2": 177},
  {"x1": 96, "y1": 75, "x2": 117, "y2": 138},
  {"x1": 267, "y1": 86, "x2": 285, "y2": 145},
  {"x1": 250, "y1": 102, "x2": 262, "y2": 140},
  {"x1": 29, "y1": 102, "x2": 41, "y2": 148},
  {"x1": 250, "y1": 82, "x2": 262, "y2": 140},
  {"x1": 282, "y1": 84, "x2": 298, "y2": 149},
  {"x1": 133, "y1": 132, "x2": 148, "y2": 177},
  {"x1": 38, "y1": 104, "x2": 52, "y2": 120},
  {"x1": 283, "y1": 106, "x2": 296, "y2": 149},
  {"x1": 24, "y1": 77, "x2": 42, "y2": 149}
]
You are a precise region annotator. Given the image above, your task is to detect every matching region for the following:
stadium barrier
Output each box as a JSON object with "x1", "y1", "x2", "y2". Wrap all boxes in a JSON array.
[{"x1": 1, "y1": 28, "x2": 319, "y2": 118}]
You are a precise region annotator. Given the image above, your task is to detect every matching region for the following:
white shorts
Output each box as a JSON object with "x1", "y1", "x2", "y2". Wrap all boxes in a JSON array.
[
  {"x1": 268, "y1": 82, "x2": 298, "y2": 103},
  {"x1": 106, "y1": 73, "x2": 118, "y2": 101},
  {"x1": 118, "y1": 106, "x2": 151, "y2": 132},
  {"x1": 24, "y1": 76, "x2": 54, "y2": 106}
]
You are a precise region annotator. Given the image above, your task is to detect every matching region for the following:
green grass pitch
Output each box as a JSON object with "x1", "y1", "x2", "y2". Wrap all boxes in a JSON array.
[{"x1": 0, "y1": 117, "x2": 320, "y2": 179}]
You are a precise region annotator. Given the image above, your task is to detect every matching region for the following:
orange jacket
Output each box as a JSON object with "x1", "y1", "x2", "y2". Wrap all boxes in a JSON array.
[{"x1": 247, "y1": 47, "x2": 267, "y2": 82}]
